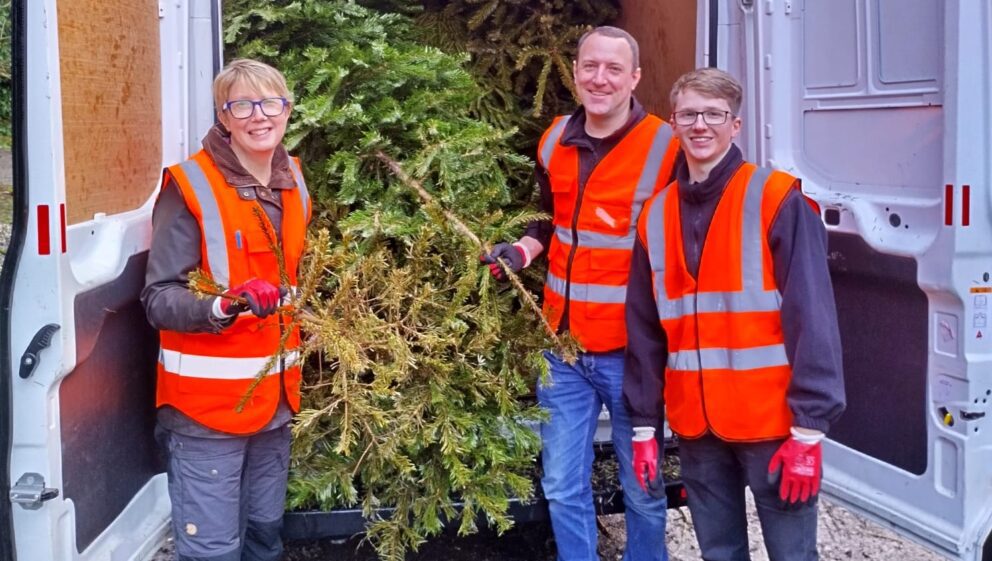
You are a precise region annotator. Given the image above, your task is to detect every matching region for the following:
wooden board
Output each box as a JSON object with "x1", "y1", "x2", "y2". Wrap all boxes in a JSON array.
[
  {"x1": 57, "y1": 0, "x2": 161, "y2": 225},
  {"x1": 617, "y1": 0, "x2": 698, "y2": 118}
]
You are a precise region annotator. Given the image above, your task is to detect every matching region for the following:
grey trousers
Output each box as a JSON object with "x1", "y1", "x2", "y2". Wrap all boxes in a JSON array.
[
  {"x1": 159, "y1": 424, "x2": 291, "y2": 561},
  {"x1": 679, "y1": 433, "x2": 819, "y2": 561}
]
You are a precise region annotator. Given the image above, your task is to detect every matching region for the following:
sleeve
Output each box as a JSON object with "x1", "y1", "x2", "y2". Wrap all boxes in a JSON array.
[
  {"x1": 770, "y1": 186, "x2": 847, "y2": 433},
  {"x1": 522, "y1": 160, "x2": 554, "y2": 250},
  {"x1": 140, "y1": 176, "x2": 233, "y2": 333},
  {"x1": 622, "y1": 236, "x2": 668, "y2": 429}
]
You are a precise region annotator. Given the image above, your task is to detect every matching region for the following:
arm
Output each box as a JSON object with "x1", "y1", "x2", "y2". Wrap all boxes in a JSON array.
[
  {"x1": 519, "y1": 162, "x2": 554, "y2": 258},
  {"x1": 622, "y1": 237, "x2": 667, "y2": 429},
  {"x1": 140, "y1": 178, "x2": 233, "y2": 333},
  {"x1": 770, "y1": 188, "x2": 847, "y2": 434}
]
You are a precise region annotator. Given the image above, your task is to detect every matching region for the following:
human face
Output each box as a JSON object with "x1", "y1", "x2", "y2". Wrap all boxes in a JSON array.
[
  {"x1": 573, "y1": 33, "x2": 641, "y2": 132},
  {"x1": 218, "y1": 80, "x2": 291, "y2": 163},
  {"x1": 671, "y1": 88, "x2": 741, "y2": 172}
]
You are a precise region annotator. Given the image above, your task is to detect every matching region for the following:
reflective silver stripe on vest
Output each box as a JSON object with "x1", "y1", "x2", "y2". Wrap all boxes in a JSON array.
[
  {"x1": 288, "y1": 158, "x2": 311, "y2": 220},
  {"x1": 644, "y1": 190, "x2": 668, "y2": 303},
  {"x1": 160, "y1": 348, "x2": 300, "y2": 380},
  {"x1": 742, "y1": 166, "x2": 772, "y2": 291},
  {"x1": 629, "y1": 122, "x2": 675, "y2": 220},
  {"x1": 657, "y1": 289, "x2": 783, "y2": 320},
  {"x1": 546, "y1": 271, "x2": 627, "y2": 304},
  {"x1": 668, "y1": 344, "x2": 788, "y2": 371},
  {"x1": 539, "y1": 116, "x2": 570, "y2": 169},
  {"x1": 555, "y1": 226, "x2": 635, "y2": 250},
  {"x1": 179, "y1": 159, "x2": 230, "y2": 286}
]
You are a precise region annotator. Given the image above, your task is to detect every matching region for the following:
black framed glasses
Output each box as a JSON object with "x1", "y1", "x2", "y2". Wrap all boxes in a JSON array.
[
  {"x1": 223, "y1": 97, "x2": 289, "y2": 119},
  {"x1": 673, "y1": 110, "x2": 733, "y2": 126}
]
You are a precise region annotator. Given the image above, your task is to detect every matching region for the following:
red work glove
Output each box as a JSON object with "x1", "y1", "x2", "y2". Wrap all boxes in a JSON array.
[
  {"x1": 219, "y1": 278, "x2": 282, "y2": 318},
  {"x1": 632, "y1": 433, "x2": 659, "y2": 493},
  {"x1": 767, "y1": 436, "x2": 822, "y2": 504},
  {"x1": 480, "y1": 242, "x2": 528, "y2": 280}
]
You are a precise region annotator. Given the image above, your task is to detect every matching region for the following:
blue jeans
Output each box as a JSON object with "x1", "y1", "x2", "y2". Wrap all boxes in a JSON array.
[
  {"x1": 538, "y1": 351, "x2": 668, "y2": 561},
  {"x1": 679, "y1": 433, "x2": 819, "y2": 561}
]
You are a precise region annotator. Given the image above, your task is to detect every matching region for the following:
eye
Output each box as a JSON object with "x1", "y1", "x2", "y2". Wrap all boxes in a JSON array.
[{"x1": 705, "y1": 111, "x2": 725, "y2": 120}]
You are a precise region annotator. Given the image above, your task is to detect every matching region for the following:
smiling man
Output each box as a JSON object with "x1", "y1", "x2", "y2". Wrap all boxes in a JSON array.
[
  {"x1": 623, "y1": 67, "x2": 846, "y2": 561},
  {"x1": 480, "y1": 26, "x2": 680, "y2": 561}
]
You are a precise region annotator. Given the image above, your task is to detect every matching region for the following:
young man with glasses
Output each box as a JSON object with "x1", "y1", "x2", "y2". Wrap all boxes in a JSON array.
[
  {"x1": 623, "y1": 67, "x2": 846, "y2": 560},
  {"x1": 481, "y1": 26, "x2": 680, "y2": 561},
  {"x1": 141, "y1": 58, "x2": 311, "y2": 561}
]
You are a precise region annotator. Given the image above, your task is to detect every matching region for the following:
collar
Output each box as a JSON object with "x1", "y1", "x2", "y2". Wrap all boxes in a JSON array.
[
  {"x1": 677, "y1": 144, "x2": 744, "y2": 205},
  {"x1": 559, "y1": 97, "x2": 648, "y2": 150},
  {"x1": 201, "y1": 124, "x2": 296, "y2": 190}
]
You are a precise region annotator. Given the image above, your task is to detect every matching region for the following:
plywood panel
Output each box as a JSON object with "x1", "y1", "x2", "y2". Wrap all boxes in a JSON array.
[
  {"x1": 617, "y1": 0, "x2": 698, "y2": 118},
  {"x1": 58, "y1": 0, "x2": 161, "y2": 225}
]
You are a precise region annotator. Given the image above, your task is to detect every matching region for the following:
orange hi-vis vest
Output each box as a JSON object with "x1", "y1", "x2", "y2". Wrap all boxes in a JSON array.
[
  {"x1": 539, "y1": 114, "x2": 680, "y2": 352},
  {"x1": 638, "y1": 163, "x2": 799, "y2": 441},
  {"x1": 156, "y1": 150, "x2": 312, "y2": 435}
]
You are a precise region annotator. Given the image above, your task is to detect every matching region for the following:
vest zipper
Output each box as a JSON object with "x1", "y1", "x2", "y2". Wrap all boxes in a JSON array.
[{"x1": 562, "y1": 145, "x2": 604, "y2": 330}]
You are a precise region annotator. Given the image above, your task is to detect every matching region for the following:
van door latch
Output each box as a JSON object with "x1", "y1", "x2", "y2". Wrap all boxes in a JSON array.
[
  {"x1": 19, "y1": 324, "x2": 60, "y2": 379},
  {"x1": 9, "y1": 473, "x2": 59, "y2": 509}
]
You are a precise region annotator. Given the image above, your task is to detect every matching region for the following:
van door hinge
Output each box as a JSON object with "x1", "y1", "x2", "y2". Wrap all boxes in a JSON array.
[{"x1": 10, "y1": 473, "x2": 59, "y2": 510}]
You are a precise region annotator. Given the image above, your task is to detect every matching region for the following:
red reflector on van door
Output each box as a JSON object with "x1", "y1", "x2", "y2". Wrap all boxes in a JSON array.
[
  {"x1": 962, "y1": 185, "x2": 971, "y2": 226},
  {"x1": 944, "y1": 184, "x2": 953, "y2": 225},
  {"x1": 38, "y1": 205, "x2": 51, "y2": 255},
  {"x1": 60, "y1": 204, "x2": 67, "y2": 253}
]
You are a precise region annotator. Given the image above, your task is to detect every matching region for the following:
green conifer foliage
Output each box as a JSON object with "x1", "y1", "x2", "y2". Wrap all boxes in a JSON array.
[
  {"x1": 225, "y1": 2, "x2": 554, "y2": 559},
  {"x1": 410, "y1": 0, "x2": 621, "y2": 148}
]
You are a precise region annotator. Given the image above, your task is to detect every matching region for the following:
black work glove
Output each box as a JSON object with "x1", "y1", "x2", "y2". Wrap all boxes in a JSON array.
[{"x1": 480, "y1": 242, "x2": 527, "y2": 280}]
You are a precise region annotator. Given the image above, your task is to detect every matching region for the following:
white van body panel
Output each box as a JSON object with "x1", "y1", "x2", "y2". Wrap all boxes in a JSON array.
[
  {"x1": 702, "y1": 1, "x2": 992, "y2": 559},
  {"x1": 8, "y1": 0, "x2": 219, "y2": 559}
]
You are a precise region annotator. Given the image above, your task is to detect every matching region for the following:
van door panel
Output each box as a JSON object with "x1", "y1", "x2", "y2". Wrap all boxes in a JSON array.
[
  {"x1": 703, "y1": 0, "x2": 992, "y2": 558},
  {"x1": 60, "y1": 253, "x2": 161, "y2": 551}
]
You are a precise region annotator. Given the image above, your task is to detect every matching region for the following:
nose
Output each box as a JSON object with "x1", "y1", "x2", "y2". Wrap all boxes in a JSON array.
[
  {"x1": 690, "y1": 113, "x2": 708, "y2": 130},
  {"x1": 592, "y1": 65, "x2": 608, "y2": 84}
]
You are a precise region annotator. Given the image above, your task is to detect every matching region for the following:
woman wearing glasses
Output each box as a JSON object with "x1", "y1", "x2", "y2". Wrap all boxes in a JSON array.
[{"x1": 141, "y1": 58, "x2": 311, "y2": 561}]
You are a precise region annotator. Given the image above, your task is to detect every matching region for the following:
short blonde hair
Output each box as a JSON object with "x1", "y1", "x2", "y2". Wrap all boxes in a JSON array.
[
  {"x1": 670, "y1": 68, "x2": 742, "y2": 115},
  {"x1": 213, "y1": 58, "x2": 293, "y2": 113}
]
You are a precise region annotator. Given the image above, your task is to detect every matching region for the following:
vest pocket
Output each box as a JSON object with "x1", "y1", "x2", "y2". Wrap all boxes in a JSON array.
[{"x1": 245, "y1": 230, "x2": 283, "y2": 284}]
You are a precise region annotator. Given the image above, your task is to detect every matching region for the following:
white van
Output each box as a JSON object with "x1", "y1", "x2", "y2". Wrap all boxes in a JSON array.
[{"x1": 2, "y1": 0, "x2": 990, "y2": 560}]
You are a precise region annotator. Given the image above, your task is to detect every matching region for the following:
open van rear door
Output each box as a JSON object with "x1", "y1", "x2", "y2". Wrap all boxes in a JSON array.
[
  {"x1": 0, "y1": 1, "x2": 220, "y2": 559},
  {"x1": 701, "y1": 0, "x2": 992, "y2": 559}
]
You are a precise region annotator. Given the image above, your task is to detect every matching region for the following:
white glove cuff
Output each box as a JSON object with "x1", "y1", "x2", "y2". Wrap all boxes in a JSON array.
[
  {"x1": 632, "y1": 426, "x2": 656, "y2": 441},
  {"x1": 790, "y1": 427, "x2": 825, "y2": 444},
  {"x1": 212, "y1": 296, "x2": 235, "y2": 319},
  {"x1": 512, "y1": 242, "x2": 533, "y2": 268}
]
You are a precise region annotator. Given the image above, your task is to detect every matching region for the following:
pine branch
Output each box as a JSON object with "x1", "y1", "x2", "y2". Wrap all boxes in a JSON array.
[{"x1": 375, "y1": 149, "x2": 577, "y2": 363}]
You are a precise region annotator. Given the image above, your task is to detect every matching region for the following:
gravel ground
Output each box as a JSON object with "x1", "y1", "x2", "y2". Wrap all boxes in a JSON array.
[{"x1": 147, "y1": 493, "x2": 948, "y2": 561}]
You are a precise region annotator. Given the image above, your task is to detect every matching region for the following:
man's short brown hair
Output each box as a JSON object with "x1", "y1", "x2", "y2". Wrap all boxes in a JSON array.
[
  {"x1": 670, "y1": 67, "x2": 743, "y2": 114},
  {"x1": 576, "y1": 26, "x2": 640, "y2": 70}
]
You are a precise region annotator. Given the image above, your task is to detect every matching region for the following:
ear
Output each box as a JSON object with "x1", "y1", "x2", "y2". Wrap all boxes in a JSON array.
[
  {"x1": 572, "y1": 59, "x2": 578, "y2": 82},
  {"x1": 216, "y1": 110, "x2": 229, "y2": 129},
  {"x1": 631, "y1": 67, "x2": 642, "y2": 91},
  {"x1": 730, "y1": 114, "x2": 743, "y2": 139}
]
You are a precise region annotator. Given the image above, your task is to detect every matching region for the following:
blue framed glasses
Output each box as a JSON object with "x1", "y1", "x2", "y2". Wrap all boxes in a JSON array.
[{"x1": 223, "y1": 97, "x2": 289, "y2": 119}]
